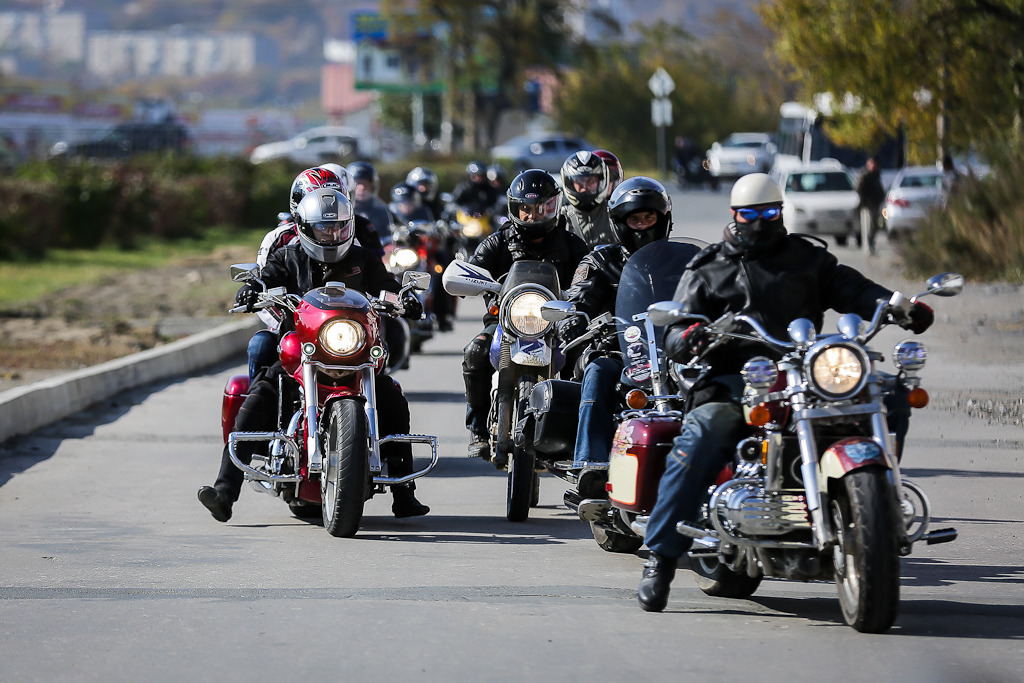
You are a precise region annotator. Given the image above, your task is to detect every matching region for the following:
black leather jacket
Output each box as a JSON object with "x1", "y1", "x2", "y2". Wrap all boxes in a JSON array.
[
  {"x1": 563, "y1": 244, "x2": 628, "y2": 318},
  {"x1": 469, "y1": 222, "x2": 589, "y2": 324},
  {"x1": 561, "y1": 202, "x2": 615, "y2": 249},
  {"x1": 261, "y1": 242, "x2": 400, "y2": 303},
  {"x1": 453, "y1": 180, "x2": 501, "y2": 215},
  {"x1": 664, "y1": 234, "x2": 892, "y2": 379}
]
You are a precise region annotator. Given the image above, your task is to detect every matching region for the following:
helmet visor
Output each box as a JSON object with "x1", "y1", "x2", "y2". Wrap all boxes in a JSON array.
[
  {"x1": 309, "y1": 220, "x2": 352, "y2": 246},
  {"x1": 566, "y1": 169, "x2": 607, "y2": 199},
  {"x1": 513, "y1": 195, "x2": 559, "y2": 224}
]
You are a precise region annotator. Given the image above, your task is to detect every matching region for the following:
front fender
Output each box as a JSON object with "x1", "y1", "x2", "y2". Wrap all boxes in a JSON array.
[{"x1": 819, "y1": 437, "x2": 890, "y2": 480}]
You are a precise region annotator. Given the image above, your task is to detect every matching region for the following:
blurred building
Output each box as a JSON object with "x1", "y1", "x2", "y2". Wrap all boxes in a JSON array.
[
  {"x1": 0, "y1": 11, "x2": 86, "y2": 75},
  {"x1": 566, "y1": 0, "x2": 633, "y2": 41},
  {"x1": 86, "y1": 30, "x2": 256, "y2": 83}
]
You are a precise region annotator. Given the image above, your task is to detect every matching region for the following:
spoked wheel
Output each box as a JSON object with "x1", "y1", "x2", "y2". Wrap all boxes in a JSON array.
[
  {"x1": 321, "y1": 399, "x2": 369, "y2": 538},
  {"x1": 690, "y1": 554, "x2": 762, "y2": 598},
  {"x1": 830, "y1": 467, "x2": 901, "y2": 632},
  {"x1": 506, "y1": 376, "x2": 535, "y2": 522},
  {"x1": 591, "y1": 522, "x2": 643, "y2": 553}
]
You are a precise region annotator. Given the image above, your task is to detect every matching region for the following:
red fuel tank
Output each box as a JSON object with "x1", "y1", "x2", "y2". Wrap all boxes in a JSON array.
[
  {"x1": 221, "y1": 374, "x2": 250, "y2": 443},
  {"x1": 607, "y1": 416, "x2": 682, "y2": 514}
]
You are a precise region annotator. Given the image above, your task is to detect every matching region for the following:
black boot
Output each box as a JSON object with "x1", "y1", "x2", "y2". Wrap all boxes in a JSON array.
[
  {"x1": 638, "y1": 552, "x2": 677, "y2": 612},
  {"x1": 197, "y1": 486, "x2": 233, "y2": 523},
  {"x1": 577, "y1": 469, "x2": 608, "y2": 500},
  {"x1": 392, "y1": 484, "x2": 430, "y2": 518},
  {"x1": 468, "y1": 433, "x2": 490, "y2": 460}
]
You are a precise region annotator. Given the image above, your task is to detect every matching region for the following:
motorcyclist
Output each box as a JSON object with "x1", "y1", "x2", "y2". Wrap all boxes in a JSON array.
[
  {"x1": 407, "y1": 166, "x2": 446, "y2": 221},
  {"x1": 487, "y1": 164, "x2": 509, "y2": 216},
  {"x1": 390, "y1": 181, "x2": 434, "y2": 224},
  {"x1": 348, "y1": 161, "x2": 396, "y2": 244},
  {"x1": 246, "y1": 167, "x2": 383, "y2": 385},
  {"x1": 462, "y1": 169, "x2": 589, "y2": 463},
  {"x1": 555, "y1": 177, "x2": 673, "y2": 498},
  {"x1": 452, "y1": 160, "x2": 501, "y2": 216},
  {"x1": 635, "y1": 173, "x2": 933, "y2": 612},
  {"x1": 560, "y1": 150, "x2": 615, "y2": 248},
  {"x1": 199, "y1": 188, "x2": 429, "y2": 523},
  {"x1": 593, "y1": 150, "x2": 623, "y2": 195}
]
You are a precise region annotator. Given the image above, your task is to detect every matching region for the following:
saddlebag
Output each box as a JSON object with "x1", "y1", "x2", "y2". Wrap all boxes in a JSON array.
[
  {"x1": 221, "y1": 374, "x2": 250, "y2": 444},
  {"x1": 528, "y1": 380, "x2": 582, "y2": 455}
]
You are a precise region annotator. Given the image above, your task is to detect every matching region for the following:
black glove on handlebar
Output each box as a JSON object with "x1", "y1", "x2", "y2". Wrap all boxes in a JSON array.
[
  {"x1": 900, "y1": 301, "x2": 934, "y2": 334},
  {"x1": 556, "y1": 314, "x2": 587, "y2": 344},
  {"x1": 401, "y1": 291, "x2": 424, "y2": 320},
  {"x1": 679, "y1": 322, "x2": 710, "y2": 357},
  {"x1": 234, "y1": 284, "x2": 258, "y2": 313}
]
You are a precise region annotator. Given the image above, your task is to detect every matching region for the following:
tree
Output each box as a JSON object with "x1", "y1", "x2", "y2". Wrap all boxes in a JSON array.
[{"x1": 760, "y1": 0, "x2": 1024, "y2": 161}]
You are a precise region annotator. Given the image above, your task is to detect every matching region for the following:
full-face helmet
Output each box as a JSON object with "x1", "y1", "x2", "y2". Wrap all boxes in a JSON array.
[
  {"x1": 593, "y1": 150, "x2": 622, "y2": 196},
  {"x1": 290, "y1": 167, "x2": 342, "y2": 214},
  {"x1": 506, "y1": 169, "x2": 561, "y2": 239},
  {"x1": 466, "y1": 160, "x2": 487, "y2": 183},
  {"x1": 346, "y1": 161, "x2": 380, "y2": 196},
  {"x1": 561, "y1": 150, "x2": 609, "y2": 211},
  {"x1": 486, "y1": 164, "x2": 507, "y2": 189},
  {"x1": 608, "y1": 176, "x2": 673, "y2": 254},
  {"x1": 406, "y1": 166, "x2": 439, "y2": 203},
  {"x1": 294, "y1": 188, "x2": 355, "y2": 263},
  {"x1": 319, "y1": 163, "x2": 351, "y2": 197}
]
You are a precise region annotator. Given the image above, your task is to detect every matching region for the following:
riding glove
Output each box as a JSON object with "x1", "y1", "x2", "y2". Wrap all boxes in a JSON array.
[
  {"x1": 679, "y1": 322, "x2": 710, "y2": 357},
  {"x1": 556, "y1": 314, "x2": 587, "y2": 344},
  {"x1": 899, "y1": 301, "x2": 934, "y2": 334},
  {"x1": 234, "y1": 284, "x2": 258, "y2": 312},
  {"x1": 401, "y1": 291, "x2": 424, "y2": 320}
]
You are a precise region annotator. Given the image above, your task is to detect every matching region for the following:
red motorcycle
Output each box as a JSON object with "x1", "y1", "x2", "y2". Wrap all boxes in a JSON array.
[{"x1": 221, "y1": 264, "x2": 438, "y2": 537}]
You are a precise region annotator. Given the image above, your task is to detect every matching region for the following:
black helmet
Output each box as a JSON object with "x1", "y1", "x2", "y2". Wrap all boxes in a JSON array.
[
  {"x1": 507, "y1": 169, "x2": 561, "y2": 239},
  {"x1": 608, "y1": 176, "x2": 673, "y2": 254},
  {"x1": 486, "y1": 163, "x2": 507, "y2": 187},
  {"x1": 406, "y1": 166, "x2": 439, "y2": 202},
  {"x1": 466, "y1": 160, "x2": 487, "y2": 180},
  {"x1": 390, "y1": 181, "x2": 420, "y2": 206},
  {"x1": 346, "y1": 160, "x2": 379, "y2": 195},
  {"x1": 561, "y1": 150, "x2": 609, "y2": 211}
]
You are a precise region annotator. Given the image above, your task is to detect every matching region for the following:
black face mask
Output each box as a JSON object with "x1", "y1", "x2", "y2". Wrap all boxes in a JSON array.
[{"x1": 727, "y1": 217, "x2": 785, "y2": 256}]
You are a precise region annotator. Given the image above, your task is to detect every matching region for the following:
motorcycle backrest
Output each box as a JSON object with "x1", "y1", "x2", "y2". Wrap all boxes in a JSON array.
[
  {"x1": 403, "y1": 271, "x2": 431, "y2": 292},
  {"x1": 442, "y1": 260, "x2": 501, "y2": 297},
  {"x1": 230, "y1": 263, "x2": 259, "y2": 283}
]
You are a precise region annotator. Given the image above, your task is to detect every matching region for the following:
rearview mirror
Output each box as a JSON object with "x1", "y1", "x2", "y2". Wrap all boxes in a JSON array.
[
  {"x1": 926, "y1": 272, "x2": 964, "y2": 297},
  {"x1": 230, "y1": 263, "x2": 259, "y2": 282},
  {"x1": 540, "y1": 300, "x2": 576, "y2": 322},
  {"x1": 403, "y1": 271, "x2": 431, "y2": 292},
  {"x1": 647, "y1": 301, "x2": 686, "y2": 327}
]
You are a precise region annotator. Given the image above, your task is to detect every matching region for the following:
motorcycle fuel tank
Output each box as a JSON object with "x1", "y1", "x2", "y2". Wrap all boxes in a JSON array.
[{"x1": 608, "y1": 416, "x2": 682, "y2": 513}]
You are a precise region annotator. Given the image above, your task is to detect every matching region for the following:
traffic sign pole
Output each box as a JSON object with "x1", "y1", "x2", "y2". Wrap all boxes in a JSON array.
[{"x1": 648, "y1": 69, "x2": 675, "y2": 180}]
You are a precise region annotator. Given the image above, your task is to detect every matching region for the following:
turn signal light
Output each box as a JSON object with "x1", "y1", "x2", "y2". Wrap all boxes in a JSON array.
[
  {"x1": 625, "y1": 389, "x2": 648, "y2": 409},
  {"x1": 433, "y1": 264, "x2": 443, "y2": 274},
  {"x1": 908, "y1": 387, "x2": 930, "y2": 408},
  {"x1": 748, "y1": 403, "x2": 771, "y2": 427},
  {"x1": 488, "y1": 304, "x2": 499, "y2": 316}
]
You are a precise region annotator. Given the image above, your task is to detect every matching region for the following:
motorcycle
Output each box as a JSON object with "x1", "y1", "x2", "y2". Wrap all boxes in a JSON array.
[
  {"x1": 220, "y1": 264, "x2": 439, "y2": 537},
  {"x1": 619, "y1": 271, "x2": 963, "y2": 632},
  {"x1": 452, "y1": 208, "x2": 494, "y2": 256},
  {"x1": 442, "y1": 258, "x2": 563, "y2": 521},
  {"x1": 536, "y1": 241, "x2": 705, "y2": 552},
  {"x1": 385, "y1": 220, "x2": 442, "y2": 352}
]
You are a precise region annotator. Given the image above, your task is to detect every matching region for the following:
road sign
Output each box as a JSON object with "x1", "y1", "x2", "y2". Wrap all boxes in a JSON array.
[
  {"x1": 651, "y1": 98, "x2": 672, "y2": 127},
  {"x1": 648, "y1": 67, "x2": 675, "y2": 98}
]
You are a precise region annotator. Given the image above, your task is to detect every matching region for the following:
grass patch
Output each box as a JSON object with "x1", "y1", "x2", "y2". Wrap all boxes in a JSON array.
[{"x1": 0, "y1": 226, "x2": 264, "y2": 310}]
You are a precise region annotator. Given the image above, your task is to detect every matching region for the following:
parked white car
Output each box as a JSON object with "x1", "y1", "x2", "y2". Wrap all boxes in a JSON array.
[
  {"x1": 883, "y1": 166, "x2": 945, "y2": 236},
  {"x1": 707, "y1": 132, "x2": 776, "y2": 178},
  {"x1": 778, "y1": 161, "x2": 860, "y2": 246},
  {"x1": 250, "y1": 126, "x2": 365, "y2": 165}
]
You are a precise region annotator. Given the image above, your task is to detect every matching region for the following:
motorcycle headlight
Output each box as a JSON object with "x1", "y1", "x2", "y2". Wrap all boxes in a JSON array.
[
  {"x1": 893, "y1": 340, "x2": 927, "y2": 372},
  {"x1": 388, "y1": 248, "x2": 419, "y2": 270},
  {"x1": 462, "y1": 220, "x2": 484, "y2": 238},
  {"x1": 506, "y1": 291, "x2": 551, "y2": 337},
  {"x1": 808, "y1": 344, "x2": 866, "y2": 398},
  {"x1": 319, "y1": 319, "x2": 366, "y2": 357}
]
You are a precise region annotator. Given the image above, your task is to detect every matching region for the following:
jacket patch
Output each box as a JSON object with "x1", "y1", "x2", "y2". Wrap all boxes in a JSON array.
[
  {"x1": 572, "y1": 263, "x2": 590, "y2": 285},
  {"x1": 346, "y1": 266, "x2": 361, "y2": 276}
]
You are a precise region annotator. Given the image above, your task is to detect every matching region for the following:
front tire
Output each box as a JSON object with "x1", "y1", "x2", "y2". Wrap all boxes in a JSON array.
[
  {"x1": 591, "y1": 522, "x2": 643, "y2": 553},
  {"x1": 506, "y1": 376, "x2": 535, "y2": 522},
  {"x1": 831, "y1": 467, "x2": 901, "y2": 632},
  {"x1": 691, "y1": 555, "x2": 762, "y2": 598},
  {"x1": 321, "y1": 399, "x2": 369, "y2": 538}
]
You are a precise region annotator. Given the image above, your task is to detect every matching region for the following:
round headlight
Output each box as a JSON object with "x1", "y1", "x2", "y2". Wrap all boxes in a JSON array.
[
  {"x1": 319, "y1": 319, "x2": 365, "y2": 357},
  {"x1": 893, "y1": 340, "x2": 927, "y2": 372},
  {"x1": 389, "y1": 248, "x2": 419, "y2": 270},
  {"x1": 741, "y1": 356, "x2": 778, "y2": 389},
  {"x1": 810, "y1": 345, "x2": 865, "y2": 397},
  {"x1": 507, "y1": 291, "x2": 551, "y2": 337},
  {"x1": 462, "y1": 220, "x2": 484, "y2": 238}
]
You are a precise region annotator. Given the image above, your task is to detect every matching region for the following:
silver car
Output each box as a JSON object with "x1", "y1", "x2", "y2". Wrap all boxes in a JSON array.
[
  {"x1": 883, "y1": 166, "x2": 944, "y2": 236},
  {"x1": 707, "y1": 132, "x2": 776, "y2": 178},
  {"x1": 251, "y1": 126, "x2": 364, "y2": 165},
  {"x1": 490, "y1": 133, "x2": 593, "y2": 173}
]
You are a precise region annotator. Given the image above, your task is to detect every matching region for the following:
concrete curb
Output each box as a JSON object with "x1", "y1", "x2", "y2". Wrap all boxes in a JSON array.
[{"x1": 0, "y1": 316, "x2": 261, "y2": 443}]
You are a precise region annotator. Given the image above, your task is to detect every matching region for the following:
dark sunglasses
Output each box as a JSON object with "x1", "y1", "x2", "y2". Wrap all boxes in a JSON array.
[{"x1": 735, "y1": 206, "x2": 782, "y2": 221}]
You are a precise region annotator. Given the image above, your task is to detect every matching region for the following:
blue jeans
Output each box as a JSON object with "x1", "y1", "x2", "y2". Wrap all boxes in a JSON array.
[
  {"x1": 573, "y1": 357, "x2": 623, "y2": 467},
  {"x1": 645, "y1": 374, "x2": 915, "y2": 559},
  {"x1": 247, "y1": 330, "x2": 278, "y2": 384}
]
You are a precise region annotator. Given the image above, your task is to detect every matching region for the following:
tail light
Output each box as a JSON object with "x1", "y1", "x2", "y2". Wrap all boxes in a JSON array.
[{"x1": 888, "y1": 197, "x2": 910, "y2": 207}]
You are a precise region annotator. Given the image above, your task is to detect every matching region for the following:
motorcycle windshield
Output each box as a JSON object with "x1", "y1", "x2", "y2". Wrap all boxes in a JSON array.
[
  {"x1": 615, "y1": 239, "x2": 705, "y2": 386},
  {"x1": 500, "y1": 260, "x2": 560, "y2": 297}
]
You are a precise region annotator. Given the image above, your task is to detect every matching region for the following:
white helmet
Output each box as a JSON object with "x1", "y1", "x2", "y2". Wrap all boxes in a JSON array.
[
  {"x1": 295, "y1": 188, "x2": 355, "y2": 263},
  {"x1": 319, "y1": 163, "x2": 351, "y2": 199},
  {"x1": 730, "y1": 173, "x2": 783, "y2": 208}
]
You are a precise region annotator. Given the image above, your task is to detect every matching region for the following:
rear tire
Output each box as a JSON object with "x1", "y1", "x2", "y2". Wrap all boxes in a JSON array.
[
  {"x1": 506, "y1": 376, "x2": 535, "y2": 522},
  {"x1": 831, "y1": 467, "x2": 901, "y2": 633},
  {"x1": 321, "y1": 399, "x2": 369, "y2": 538},
  {"x1": 591, "y1": 522, "x2": 643, "y2": 553},
  {"x1": 690, "y1": 555, "x2": 762, "y2": 598}
]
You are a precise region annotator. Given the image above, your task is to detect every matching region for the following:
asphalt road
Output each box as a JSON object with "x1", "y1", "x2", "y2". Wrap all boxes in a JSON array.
[{"x1": 1, "y1": 188, "x2": 1022, "y2": 683}]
